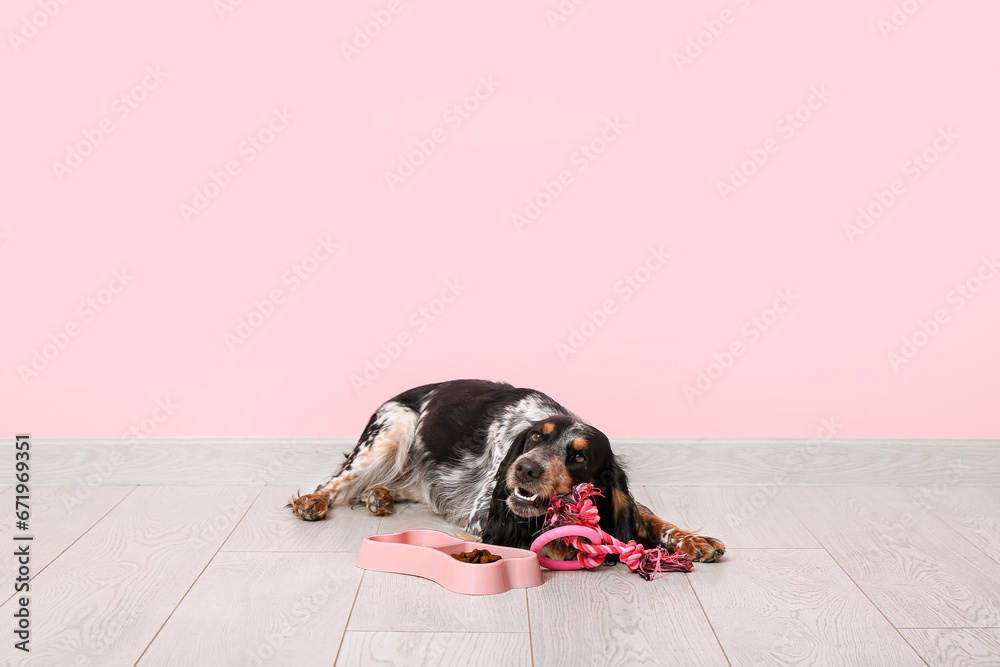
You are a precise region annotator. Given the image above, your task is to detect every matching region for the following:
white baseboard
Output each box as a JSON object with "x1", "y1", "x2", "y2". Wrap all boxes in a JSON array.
[{"x1": 14, "y1": 437, "x2": 999, "y2": 487}]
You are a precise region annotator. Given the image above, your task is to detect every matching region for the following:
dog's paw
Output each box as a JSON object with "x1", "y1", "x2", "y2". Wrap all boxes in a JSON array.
[
  {"x1": 675, "y1": 534, "x2": 725, "y2": 562},
  {"x1": 287, "y1": 492, "x2": 329, "y2": 521},
  {"x1": 540, "y1": 539, "x2": 583, "y2": 563},
  {"x1": 364, "y1": 487, "x2": 395, "y2": 516}
]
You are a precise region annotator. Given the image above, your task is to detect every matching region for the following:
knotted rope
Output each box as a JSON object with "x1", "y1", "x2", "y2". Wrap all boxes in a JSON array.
[{"x1": 532, "y1": 483, "x2": 692, "y2": 580}]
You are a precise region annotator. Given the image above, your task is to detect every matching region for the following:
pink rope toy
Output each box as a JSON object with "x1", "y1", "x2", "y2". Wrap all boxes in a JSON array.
[{"x1": 529, "y1": 483, "x2": 693, "y2": 580}]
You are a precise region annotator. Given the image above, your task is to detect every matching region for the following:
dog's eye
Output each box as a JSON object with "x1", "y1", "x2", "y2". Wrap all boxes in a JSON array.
[
  {"x1": 573, "y1": 453, "x2": 586, "y2": 463},
  {"x1": 530, "y1": 432, "x2": 541, "y2": 442}
]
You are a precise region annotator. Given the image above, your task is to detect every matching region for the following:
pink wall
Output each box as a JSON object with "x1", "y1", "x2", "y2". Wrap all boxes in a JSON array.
[{"x1": 3, "y1": 1, "x2": 998, "y2": 439}]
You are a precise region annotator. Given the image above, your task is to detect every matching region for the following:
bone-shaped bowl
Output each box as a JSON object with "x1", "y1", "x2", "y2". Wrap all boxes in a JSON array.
[{"x1": 356, "y1": 529, "x2": 543, "y2": 595}]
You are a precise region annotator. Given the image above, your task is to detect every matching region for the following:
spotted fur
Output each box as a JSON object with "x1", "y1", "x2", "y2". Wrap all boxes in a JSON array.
[{"x1": 287, "y1": 379, "x2": 725, "y2": 563}]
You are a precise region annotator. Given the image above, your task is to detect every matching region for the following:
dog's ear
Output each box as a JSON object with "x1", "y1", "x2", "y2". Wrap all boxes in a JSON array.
[
  {"x1": 593, "y1": 455, "x2": 640, "y2": 546},
  {"x1": 481, "y1": 429, "x2": 535, "y2": 549}
]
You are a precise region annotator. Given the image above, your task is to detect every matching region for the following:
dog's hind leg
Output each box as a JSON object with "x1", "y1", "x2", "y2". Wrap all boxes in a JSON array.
[{"x1": 288, "y1": 401, "x2": 419, "y2": 521}]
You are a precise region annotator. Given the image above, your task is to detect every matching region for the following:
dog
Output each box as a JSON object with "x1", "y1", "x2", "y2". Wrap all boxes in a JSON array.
[{"x1": 288, "y1": 379, "x2": 725, "y2": 563}]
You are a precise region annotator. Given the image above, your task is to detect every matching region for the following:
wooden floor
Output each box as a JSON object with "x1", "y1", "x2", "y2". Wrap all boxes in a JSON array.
[{"x1": 4, "y1": 485, "x2": 1000, "y2": 666}]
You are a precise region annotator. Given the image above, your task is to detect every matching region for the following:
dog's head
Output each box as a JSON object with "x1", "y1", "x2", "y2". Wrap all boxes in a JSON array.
[{"x1": 481, "y1": 415, "x2": 638, "y2": 548}]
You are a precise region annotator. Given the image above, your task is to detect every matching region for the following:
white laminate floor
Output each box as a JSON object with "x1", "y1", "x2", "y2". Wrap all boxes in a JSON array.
[{"x1": 3, "y1": 484, "x2": 1000, "y2": 666}]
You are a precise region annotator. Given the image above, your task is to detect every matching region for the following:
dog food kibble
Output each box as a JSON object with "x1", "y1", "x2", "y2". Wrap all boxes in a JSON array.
[{"x1": 451, "y1": 549, "x2": 502, "y2": 564}]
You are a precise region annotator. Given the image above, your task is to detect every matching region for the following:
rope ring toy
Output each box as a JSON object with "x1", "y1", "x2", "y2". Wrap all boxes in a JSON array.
[
  {"x1": 528, "y1": 483, "x2": 693, "y2": 580},
  {"x1": 530, "y1": 525, "x2": 605, "y2": 570}
]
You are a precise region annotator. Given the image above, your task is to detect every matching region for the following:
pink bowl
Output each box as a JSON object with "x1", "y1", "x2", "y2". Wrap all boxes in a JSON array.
[{"x1": 356, "y1": 529, "x2": 543, "y2": 595}]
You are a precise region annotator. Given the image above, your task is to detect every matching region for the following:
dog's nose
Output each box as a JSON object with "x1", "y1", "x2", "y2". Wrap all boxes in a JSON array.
[{"x1": 516, "y1": 459, "x2": 542, "y2": 480}]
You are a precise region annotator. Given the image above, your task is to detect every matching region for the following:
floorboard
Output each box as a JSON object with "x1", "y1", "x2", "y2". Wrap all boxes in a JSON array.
[
  {"x1": 527, "y1": 566, "x2": 728, "y2": 667},
  {"x1": 138, "y1": 552, "x2": 362, "y2": 666},
  {"x1": 690, "y1": 548, "x2": 923, "y2": 666},
  {"x1": 348, "y1": 570, "x2": 528, "y2": 633},
  {"x1": 925, "y1": 488, "x2": 1000, "y2": 565},
  {"x1": 783, "y1": 486, "x2": 1000, "y2": 628},
  {"x1": 0, "y1": 485, "x2": 258, "y2": 667},
  {"x1": 377, "y1": 501, "x2": 457, "y2": 537},
  {"x1": 222, "y1": 484, "x2": 376, "y2": 552},
  {"x1": 642, "y1": 486, "x2": 819, "y2": 549},
  {"x1": 6, "y1": 480, "x2": 998, "y2": 665},
  {"x1": 899, "y1": 628, "x2": 1000, "y2": 666},
  {"x1": 0, "y1": 485, "x2": 134, "y2": 604},
  {"x1": 336, "y1": 632, "x2": 532, "y2": 666}
]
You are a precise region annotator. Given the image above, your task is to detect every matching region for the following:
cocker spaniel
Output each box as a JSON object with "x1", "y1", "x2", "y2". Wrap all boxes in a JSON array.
[{"x1": 288, "y1": 379, "x2": 725, "y2": 563}]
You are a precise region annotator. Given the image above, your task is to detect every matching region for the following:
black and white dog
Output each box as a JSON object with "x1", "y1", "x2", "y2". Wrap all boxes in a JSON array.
[{"x1": 289, "y1": 379, "x2": 724, "y2": 562}]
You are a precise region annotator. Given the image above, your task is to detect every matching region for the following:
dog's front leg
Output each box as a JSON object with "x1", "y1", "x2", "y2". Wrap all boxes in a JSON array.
[{"x1": 637, "y1": 506, "x2": 726, "y2": 563}]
